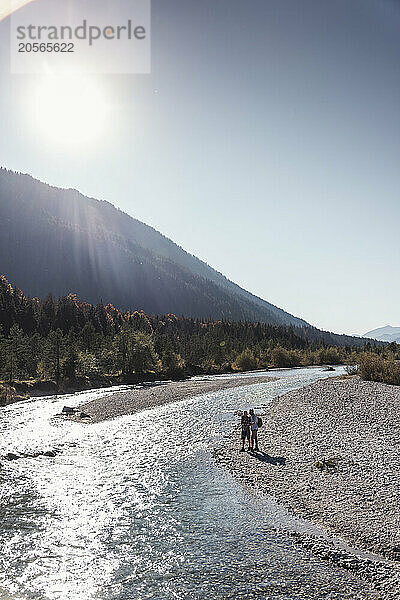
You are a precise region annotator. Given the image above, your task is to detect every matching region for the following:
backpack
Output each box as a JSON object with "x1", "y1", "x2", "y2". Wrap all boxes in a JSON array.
[{"x1": 257, "y1": 417, "x2": 263, "y2": 428}]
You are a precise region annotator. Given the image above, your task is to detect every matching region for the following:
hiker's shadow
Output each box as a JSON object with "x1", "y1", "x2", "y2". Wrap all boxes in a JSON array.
[{"x1": 250, "y1": 450, "x2": 286, "y2": 466}]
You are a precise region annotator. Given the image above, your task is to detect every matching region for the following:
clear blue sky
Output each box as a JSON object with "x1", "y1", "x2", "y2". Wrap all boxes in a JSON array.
[{"x1": 0, "y1": 0, "x2": 399, "y2": 335}]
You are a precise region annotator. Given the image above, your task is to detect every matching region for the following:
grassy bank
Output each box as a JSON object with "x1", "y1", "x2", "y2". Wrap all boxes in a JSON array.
[{"x1": 0, "y1": 371, "x2": 188, "y2": 406}]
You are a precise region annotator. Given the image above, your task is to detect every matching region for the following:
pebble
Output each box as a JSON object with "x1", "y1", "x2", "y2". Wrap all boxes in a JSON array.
[{"x1": 214, "y1": 377, "x2": 400, "y2": 597}]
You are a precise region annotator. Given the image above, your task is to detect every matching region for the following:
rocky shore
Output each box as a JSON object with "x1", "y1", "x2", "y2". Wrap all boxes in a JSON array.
[
  {"x1": 75, "y1": 375, "x2": 274, "y2": 423},
  {"x1": 214, "y1": 376, "x2": 400, "y2": 597}
]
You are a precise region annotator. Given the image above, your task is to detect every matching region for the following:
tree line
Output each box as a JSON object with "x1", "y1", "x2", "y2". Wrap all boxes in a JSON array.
[{"x1": 0, "y1": 275, "x2": 388, "y2": 388}]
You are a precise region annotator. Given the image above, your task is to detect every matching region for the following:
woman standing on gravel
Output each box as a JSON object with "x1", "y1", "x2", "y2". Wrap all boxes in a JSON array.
[{"x1": 249, "y1": 409, "x2": 260, "y2": 452}]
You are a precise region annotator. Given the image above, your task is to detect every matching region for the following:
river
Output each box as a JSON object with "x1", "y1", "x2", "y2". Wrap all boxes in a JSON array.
[{"x1": 0, "y1": 367, "x2": 376, "y2": 599}]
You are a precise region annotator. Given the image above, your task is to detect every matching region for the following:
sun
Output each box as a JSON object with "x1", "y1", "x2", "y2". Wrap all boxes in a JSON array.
[{"x1": 30, "y1": 76, "x2": 109, "y2": 147}]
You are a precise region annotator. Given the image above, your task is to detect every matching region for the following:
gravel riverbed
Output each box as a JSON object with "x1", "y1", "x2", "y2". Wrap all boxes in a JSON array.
[
  {"x1": 76, "y1": 375, "x2": 274, "y2": 423},
  {"x1": 214, "y1": 376, "x2": 400, "y2": 597}
]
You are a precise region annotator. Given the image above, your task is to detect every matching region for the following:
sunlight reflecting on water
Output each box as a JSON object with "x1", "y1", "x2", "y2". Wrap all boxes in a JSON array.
[{"x1": 0, "y1": 369, "x2": 376, "y2": 599}]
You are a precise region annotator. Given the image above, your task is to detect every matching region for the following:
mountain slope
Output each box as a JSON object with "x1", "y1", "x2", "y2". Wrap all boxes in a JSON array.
[
  {"x1": 0, "y1": 168, "x2": 308, "y2": 326},
  {"x1": 363, "y1": 326, "x2": 400, "y2": 343}
]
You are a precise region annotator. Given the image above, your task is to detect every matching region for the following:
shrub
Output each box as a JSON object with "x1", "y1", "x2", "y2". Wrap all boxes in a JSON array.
[
  {"x1": 271, "y1": 346, "x2": 292, "y2": 368},
  {"x1": 323, "y1": 347, "x2": 342, "y2": 365},
  {"x1": 358, "y1": 353, "x2": 400, "y2": 386},
  {"x1": 0, "y1": 386, "x2": 9, "y2": 404},
  {"x1": 77, "y1": 351, "x2": 99, "y2": 377},
  {"x1": 316, "y1": 346, "x2": 343, "y2": 365},
  {"x1": 161, "y1": 350, "x2": 186, "y2": 377},
  {"x1": 232, "y1": 348, "x2": 258, "y2": 372},
  {"x1": 0, "y1": 384, "x2": 15, "y2": 406}
]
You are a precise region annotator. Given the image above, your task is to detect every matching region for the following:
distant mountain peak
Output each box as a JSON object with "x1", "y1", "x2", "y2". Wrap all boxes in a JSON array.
[{"x1": 362, "y1": 325, "x2": 400, "y2": 343}]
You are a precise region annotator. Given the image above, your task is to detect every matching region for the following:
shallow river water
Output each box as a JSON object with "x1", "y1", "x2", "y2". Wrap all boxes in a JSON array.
[{"x1": 0, "y1": 367, "x2": 376, "y2": 600}]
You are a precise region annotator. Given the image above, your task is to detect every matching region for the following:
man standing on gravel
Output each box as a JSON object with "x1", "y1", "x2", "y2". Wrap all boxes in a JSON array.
[
  {"x1": 240, "y1": 410, "x2": 251, "y2": 452},
  {"x1": 249, "y1": 409, "x2": 260, "y2": 452}
]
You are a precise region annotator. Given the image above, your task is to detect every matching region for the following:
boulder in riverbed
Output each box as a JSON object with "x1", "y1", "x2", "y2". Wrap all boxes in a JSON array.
[{"x1": 5, "y1": 452, "x2": 20, "y2": 461}]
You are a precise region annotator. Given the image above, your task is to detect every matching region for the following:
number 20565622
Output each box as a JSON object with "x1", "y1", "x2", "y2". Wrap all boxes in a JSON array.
[{"x1": 18, "y1": 42, "x2": 74, "y2": 53}]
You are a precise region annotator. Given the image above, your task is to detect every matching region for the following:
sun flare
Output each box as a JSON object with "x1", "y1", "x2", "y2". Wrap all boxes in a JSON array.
[
  {"x1": 31, "y1": 76, "x2": 109, "y2": 147},
  {"x1": 0, "y1": 0, "x2": 36, "y2": 22}
]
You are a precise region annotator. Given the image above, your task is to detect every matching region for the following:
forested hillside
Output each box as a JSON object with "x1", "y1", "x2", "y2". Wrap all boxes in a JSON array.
[
  {"x1": 0, "y1": 168, "x2": 307, "y2": 326},
  {"x1": 0, "y1": 276, "x2": 381, "y2": 397}
]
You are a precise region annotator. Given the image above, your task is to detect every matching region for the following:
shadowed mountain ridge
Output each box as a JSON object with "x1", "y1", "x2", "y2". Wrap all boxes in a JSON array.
[{"x1": 0, "y1": 168, "x2": 308, "y2": 326}]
